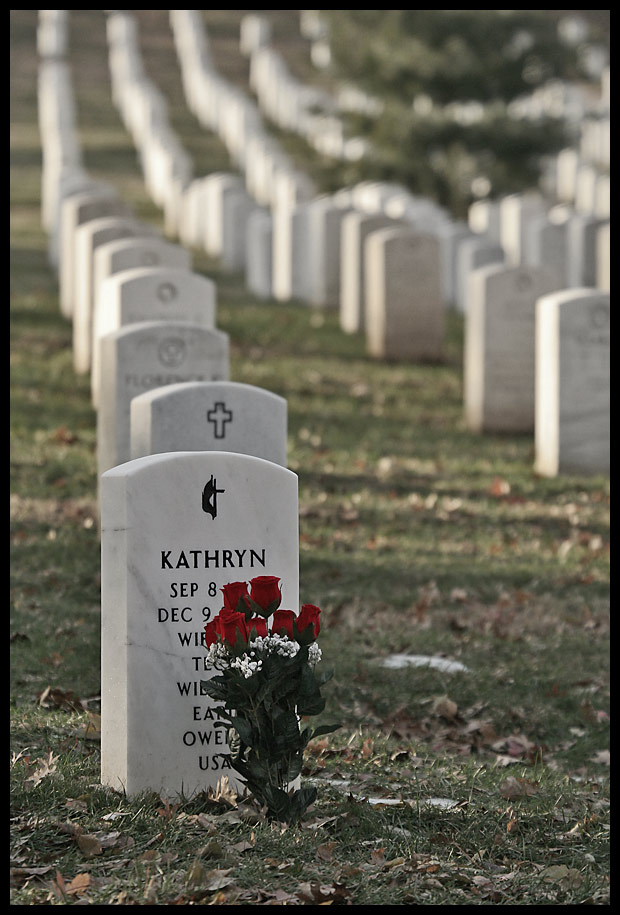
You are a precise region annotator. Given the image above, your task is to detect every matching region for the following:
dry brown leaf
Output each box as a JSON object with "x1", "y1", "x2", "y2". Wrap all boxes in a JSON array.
[
  {"x1": 66, "y1": 873, "x2": 92, "y2": 895},
  {"x1": 316, "y1": 841, "x2": 337, "y2": 862},
  {"x1": 77, "y1": 834, "x2": 103, "y2": 858},
  {"x1": 499, "y1": 776, "x2": 538, "y2": 800},
  {"x1": 431, "y1": 696, "x2": 459, "y2": 719}
]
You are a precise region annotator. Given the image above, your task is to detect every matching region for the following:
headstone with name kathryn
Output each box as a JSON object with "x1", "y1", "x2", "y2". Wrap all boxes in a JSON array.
[
  {"x1": 96, "y1": 321, "x2": 229, "y2": 481},
  {"x1": 130, "y1": 381, "x2": 288, "y2": 466},
  {"x1": 91, "y1": 266, "x2": 217, "y2": 407},
  {"x1": 100, "y1": 450, "x2": 299, "y2": 797},
  {"x1": 464, "y1": 263, "x2": 561, "y2": 433},
  {"x1": 535, "y1": 289, "x2": 610, "y2": 476},
  {"x1": 72, "y1": 216, "x2": 159, "y2": 375},
  {"x1": 365, "y1": 227, "x2": 444, "y2": 361}
]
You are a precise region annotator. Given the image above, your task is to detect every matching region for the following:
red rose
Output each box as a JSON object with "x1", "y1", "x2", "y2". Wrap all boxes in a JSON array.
[
  {"x1": 296, "y1": 603, "x2": 321, "y2": 639},
  {"x1": 221, "y1": 580, "x2": 250, "y2": 614},
  {"x1": 249, "y1": 576, "x2": 281, "y2": 612},
  {"x1": 271, "y1": 608, "x2": 296, "y2": 639},
  {"x1": 204, "y1": 619, "x2": 219, "y2": 647},
  {"x1": 219, "y1": 610, "x2": 248, "y2": 647},
  {"x1": 247, "y1": 616, "x2": 268, "y2": 639}
]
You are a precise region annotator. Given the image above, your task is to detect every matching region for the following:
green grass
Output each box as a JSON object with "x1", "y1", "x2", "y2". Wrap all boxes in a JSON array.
[{"x1": 10, "y1": 10, "x2": 609, "y2": 905}]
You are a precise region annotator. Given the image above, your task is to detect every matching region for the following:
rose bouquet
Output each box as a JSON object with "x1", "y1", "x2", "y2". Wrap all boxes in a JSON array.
[{"x1": 201, "y1": 575, "x2": 339, "y2": 824}]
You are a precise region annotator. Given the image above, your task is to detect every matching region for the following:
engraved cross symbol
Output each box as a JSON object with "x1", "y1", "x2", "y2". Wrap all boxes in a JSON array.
[{"x1": 207, "y1": 401, "x2": 233, "y2": 439}]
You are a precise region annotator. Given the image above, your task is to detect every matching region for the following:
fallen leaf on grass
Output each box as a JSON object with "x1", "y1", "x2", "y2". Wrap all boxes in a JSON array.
[
  {"x1": 65, "y1": 872, "x2": 92, "y2": 895},
  {"x1": 499, "y1": 776, "x2": 538, "y2": 799},
  {"x1": 37, "y1": 686, "x2": 85, "y2": 711},
  {"x1": 25, "y1": 751, "x2": 58, "y2": 787},
  {"x1": 10, "y1": 865, "x2": 54, "y2": 885},
  {"x1": 591, "y1": 750, "x2": 610, "y2": 765},
  {"x1": 540, "y1": 864, "x2": 583, "y2": 887},
  {"x1": 77, "y1": 834, "x2": 103, "y2": 858},
  {"x1": 317, "y1": 842, "x2": 338, "y2": 862},
  {"x1": 297, "y1": 881, "x2": 351, "y2": 905}
]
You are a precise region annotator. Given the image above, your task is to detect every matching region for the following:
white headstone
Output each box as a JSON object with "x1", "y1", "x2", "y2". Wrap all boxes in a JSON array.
[
  {"x1": 306, "y1": 196, "x2": 353, "y2": 309},
  {"x1": 92, "y1": 236, "x2": 192, "y2": 303},
  {"x1": 130, "y1": 381, "x2": 288, "y2": 466},
  {"x1": 72, "y1": 216, "x2": 158, "y2": 374},
  {"x1": 522, "y1": 204, "x2": 571, "y2": 287},
  {"x1": 566, "y1": 213, "x2": 607, "y2": 288},
  {"x1": 245, "y1": 208, "x2": 273, "y2": 299},
  {"x1": 455, "y1": 236, "x2": 505, "y2": 314},
  {"x1": 464, "y1": 264, "x2": 561, "y2": 432},
  {"x1": 59, "y1": 189, "x2": 132, "y2": 319},
  {"x1": 499, "y1": 193, "x2": 548, "y2": 267},
  {"x1": 535, "y1": 289, "x2": 610, "y2": 476},
  {"x1": 339, "y1": 211, "x2": 398, "y2": 334},
  {"x1": 92, "y1": 266, "x2": 217, "y2": 408},
  {"x1": 595, "y1": 222, "x2": 610, "y2": 292},
  {"x1": 96, "y1": 321, "x2": 230, "y2": 480},
  {"x1": 100, "y1": 450, "x2": 299, "y2": 798},
  {"x1": 365, "y1": 228, "x2": 444, "y2": 361}
]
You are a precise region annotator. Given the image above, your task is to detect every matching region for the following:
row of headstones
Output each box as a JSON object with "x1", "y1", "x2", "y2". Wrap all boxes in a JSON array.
[
  {"x1": 37, "y1": 11, "x2": 300, "y2": 800},
  {"x1": 41, "y1": 9, "x2": 610, "y2": 483},
  {"x1": 150, "y1": 13, "x2": 612, "y2": 477},
  {"x1": 159, "y1": 12, "x2": 612, "y2": 478}
]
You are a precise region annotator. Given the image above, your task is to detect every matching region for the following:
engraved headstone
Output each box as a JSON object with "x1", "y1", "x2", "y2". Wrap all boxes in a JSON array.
[
  {"x1": 100, "y1": 450, "x2": 299, "y2": 797},
  {"x1": 339, "y1": 211, "x2": 396, "y2": 334},
  {"x1": 130, "y1": 381, "x2": 288, "y2": 466},
  {"x1": 92, "y1": 266, "x2": 217, "y2": 407},
  {"x1": 59, "y1": 189, "x2": 132, "y2": 319},
  {"x1": 245, "y1": 207, "x2": 272, "y2": 300},
  {"x1": 535, "y1": 289, "x2": 610, "y2": 476},
  {"x1": 96, "y1": 321, "x2": 229, "y2": 480},
  {"x1": 365, "y1": 227, "x2": 444, "y2": 361},
  {"x1": 464, "y1": 264, "x2": 561, "y2": 433},
  {"x1": 72, "y1": 216, "x2": 158, "y2": 374}
]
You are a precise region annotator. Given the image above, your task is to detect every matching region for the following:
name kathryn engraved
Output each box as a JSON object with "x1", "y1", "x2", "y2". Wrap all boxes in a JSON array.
[{"x1": 160, "y1": 548, "x2": 266, "y2": 569}]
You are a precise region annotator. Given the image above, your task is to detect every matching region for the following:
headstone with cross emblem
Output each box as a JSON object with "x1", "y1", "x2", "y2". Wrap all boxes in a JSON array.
[
  {"x1": 100, "y1": 450, "x2": 299, "y2": 798},
  {"x1": 535, "y1": 288, "x2": 610, "y2": 476},
  {"x1": 91, "y1": 266, "x2": 217, "y2": 408},
  {"x1": 96, "y1": 321, "x2": 229, "y2": 486},
  {"x1": 464, "y1": 263, "x2": 561, "y2": 433},
  {"x1": 130, "y1": 380, "x2": 288, "y2": 465}
]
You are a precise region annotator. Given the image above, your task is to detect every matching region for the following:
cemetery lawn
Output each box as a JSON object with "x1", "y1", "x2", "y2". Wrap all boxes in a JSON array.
[{"x1": 10, "y1": 10, "x2": 609, "y2": 906}]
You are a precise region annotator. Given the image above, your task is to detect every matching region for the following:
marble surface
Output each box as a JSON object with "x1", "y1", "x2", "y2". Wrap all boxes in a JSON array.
[
  {"x1": 535, "y1": 288, "x2": 610, "y2": 476},
  {"x1": 365, "y1": 227, "x2": 444, "y2": 361},
  {"x1": 100, "y1": 450, "x2": 299, "y2": 798},
  {"x1": 59, "y1": 189, "x2": 131, "y2": 319},
  {"x1": 72, "y1": 217, "x2": 158, "y2": 375},
  {"x1": 96, "y1": 321, "x2": 230, "y2": 481},
  {"x1": 130, "y1": 380, "x2": 287, "y2": 466},
  {"x1": 91, "y1": 266, "x2": 216, "y2": 407},
  {"x1": 464, "y1": 263, "x2": 561, "y2": 433}
]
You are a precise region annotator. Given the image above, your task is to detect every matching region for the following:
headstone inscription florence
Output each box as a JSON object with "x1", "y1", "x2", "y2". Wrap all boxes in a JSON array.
[
  {"x1": 96, "y1": 321, "x2": 230, "y2": 481},
  {"x1": 91, "y1": 266, "x2": 217, "y2": 408},
  {"x1": 535, "y1": 288, "x2": 610, "y2": 477},
  {"x1": 130, "y1": 381, "x2": 288, "y2": 467},
  {"x1": 100, "y1": 450, "x2": 300, "y2": 798}
]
